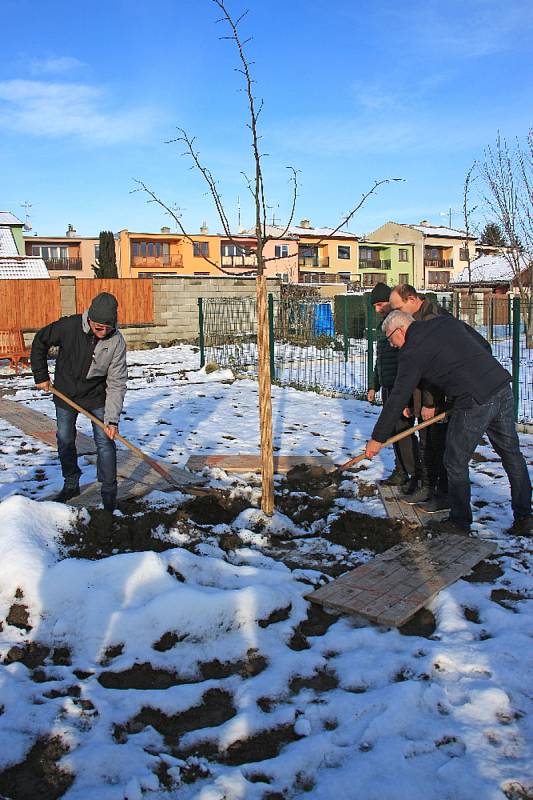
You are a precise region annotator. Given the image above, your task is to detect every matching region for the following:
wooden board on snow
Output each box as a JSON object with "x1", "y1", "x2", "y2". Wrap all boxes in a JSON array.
[
  {"x1": 306, "y1": 534, "x2": 497, "y2": 627},
  {"x1": 0, "y1": 397, "x2": 95, "y2": 454},
  {"x1": 186, "y1": 454, "x2": 335, "y2": 474},
  {"x1": 377, "y1": 484, "x2": 448, "y2": 527}
]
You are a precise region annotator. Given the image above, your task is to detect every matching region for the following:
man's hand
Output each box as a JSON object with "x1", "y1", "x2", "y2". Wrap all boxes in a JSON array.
[
  {"x1": 421, "y1": 406, "x2": 436, "y2": 421},
  {"x1": 367, "y1": 389, "x2": 376, "y2": 403},
  {"x1": 402, "y1": 407, "x2": 412, "y2": 418},
  {"x1": 104, "y1": 424, "x2": 118, "y2": 440},
  {"x1": 36, "y1": 380, "x2": 51, "y2": 392},
  {"x1": 365, "y1": 439, "x2": 382, "y2": 459}
]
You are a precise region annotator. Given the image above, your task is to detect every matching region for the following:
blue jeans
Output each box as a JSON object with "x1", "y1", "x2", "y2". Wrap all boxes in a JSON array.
[
  {"x1": 56, "y1": 405, "x2": 117, "y2": 500},
  {"x1": 444, "y1": 384, "x2": 531, "y2": 529}
]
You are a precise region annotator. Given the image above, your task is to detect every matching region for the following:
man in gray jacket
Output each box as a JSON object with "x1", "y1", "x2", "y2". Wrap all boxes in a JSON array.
[{"x1": 31, "y1": 292, "x2": 128, "y2": 512}]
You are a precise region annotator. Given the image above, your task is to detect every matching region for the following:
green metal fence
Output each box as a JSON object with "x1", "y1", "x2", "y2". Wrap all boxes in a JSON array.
[{"x1": 199, "y1": 293, "x2": 533, "y2": 423}]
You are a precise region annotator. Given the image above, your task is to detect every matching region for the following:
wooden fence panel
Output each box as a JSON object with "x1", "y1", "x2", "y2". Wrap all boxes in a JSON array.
[
  {"x1": 75, "y1": 279, "x2": 154, "y2": 324},
  {"x1": 0, "y1": 280, "x2": 61, "y2": 329}
]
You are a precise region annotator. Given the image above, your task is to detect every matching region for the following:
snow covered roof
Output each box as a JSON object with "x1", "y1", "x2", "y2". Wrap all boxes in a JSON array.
[
  {"x1": 249, "y1": 224, "x2": 359, "y2": 240},
  {"x1": 0, "y1": 227, "x2": 19, "y2": 256},
  {"x1": 0, "y1": 211, "x2": 23, "y2": 226},
  {"x1": 408, "y1": 223, "x2": 475, "y2": 239},
  {"x1": 0, "y1": 257, "x2": 50, "y2": 279},
  {"x1": 451, "y1": 254, "x2": 520, "y2": 284}
]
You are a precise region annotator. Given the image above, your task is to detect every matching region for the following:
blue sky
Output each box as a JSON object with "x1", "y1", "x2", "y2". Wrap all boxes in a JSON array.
[{"x1": 1, "y1": 0, "x2": 531, "y2": 237}]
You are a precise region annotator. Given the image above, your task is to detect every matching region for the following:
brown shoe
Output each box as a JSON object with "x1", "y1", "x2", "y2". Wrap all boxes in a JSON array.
[{"x1": 506, "y1": 516, "x2": 533, "y2": 536}]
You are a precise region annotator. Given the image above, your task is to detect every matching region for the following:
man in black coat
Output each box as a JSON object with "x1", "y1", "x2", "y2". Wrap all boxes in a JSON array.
[
  {"x1": 366, "y1": 283, "x2": 419, "y2": 490},
  {"x1": 364, "y1": 310, "x2": 532, "y2": 535},
  {"x1": 31, "y1": 292, "x2": 128, "y2": 511}
]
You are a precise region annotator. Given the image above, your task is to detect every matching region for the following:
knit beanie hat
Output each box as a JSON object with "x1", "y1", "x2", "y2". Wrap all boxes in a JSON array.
[
  {"x1": 88, "y1": 292, "x2": 118, "y2": 327},
  {"x1": 369, "y1": 282, "x2": 391, "y2": 305}
]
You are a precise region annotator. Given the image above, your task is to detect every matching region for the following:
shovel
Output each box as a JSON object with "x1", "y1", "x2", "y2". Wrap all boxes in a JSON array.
[
  {"x1": 49, "y1": 385, "x2": 206, "y2": 491},
  {"x1": 338, "y1": 411, "x2": 447, "y2": 471}
]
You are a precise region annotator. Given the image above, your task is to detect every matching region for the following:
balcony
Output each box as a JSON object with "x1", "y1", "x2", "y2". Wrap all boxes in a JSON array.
[
  {"x1": 131, "y1": 255, "x2": 183, "y2": 268},
  {"x1": 299, "y1": 272, "x2": 344, "y2": 284},
  {"x1": 298, "y1": 256, "x2": 329, "y2": 268},
  {"x1": 221, "y1": 254, "x2": 258, "y2": 268},
  {"x1": 45, "y1": 257, "x2": 82, "y2": 271},
  {"x1": 424, "y1": 258, "x2": 454, "y2": 269},
  {"x1": 359, "y1": 258, "x2": 391, "y2": 270}
]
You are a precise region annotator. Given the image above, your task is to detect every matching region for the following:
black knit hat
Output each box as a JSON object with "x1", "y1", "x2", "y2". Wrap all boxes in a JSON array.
[
  {"x1": 88, "y1": 292, "x2": 118, "y2": 327},
  {"x1": 369, "y1": 282, "x2": 391, "y2": 305}
]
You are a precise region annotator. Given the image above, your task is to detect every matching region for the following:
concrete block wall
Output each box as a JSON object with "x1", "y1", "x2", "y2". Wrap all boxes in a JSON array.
[{"x1": 55, "y1": 276, "x2": 280, "y2": 348}]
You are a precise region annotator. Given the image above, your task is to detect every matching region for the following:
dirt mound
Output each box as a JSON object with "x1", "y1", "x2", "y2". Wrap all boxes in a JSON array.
[
  {"x1": 0, "y1": 736, "x2": 73, "y2": 800},
  {"x1": 61, "y1": 501, "x2": 203, "y2": 560},
  {"x1": 327, "y1": 510, "x2": 419, "y2": 553},
  {"x1": 182, "y1": 491, "x2": 249, "y2": 525}
]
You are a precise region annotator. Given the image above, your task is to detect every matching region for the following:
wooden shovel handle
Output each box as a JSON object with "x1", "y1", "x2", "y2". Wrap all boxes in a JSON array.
[{"x1": 339, "y1": 411, "x2": 447, "y2": 471}]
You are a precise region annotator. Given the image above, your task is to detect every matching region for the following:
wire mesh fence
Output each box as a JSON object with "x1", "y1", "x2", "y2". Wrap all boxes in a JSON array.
[{"x1": 200, "y1": 293, "x2": 533, "y2": 423}]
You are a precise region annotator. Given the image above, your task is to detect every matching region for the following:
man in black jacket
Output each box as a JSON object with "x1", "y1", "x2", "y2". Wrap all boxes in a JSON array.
[
  {"x1": 366, "y1": 283, "x2": 419, "y2": 490},
  {"x1": 365, "y1": 310, "x2": 532, "y2": 535},
  {"x1": 31, "y1": 292, "x2": 128, "y2": 512}
]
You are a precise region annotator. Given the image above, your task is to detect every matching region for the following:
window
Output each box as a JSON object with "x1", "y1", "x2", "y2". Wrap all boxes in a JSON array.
[
  {"x1": 194, "y1": 241, "x2": 209, "y2": 257},
  {"x1": 399, "y1": 248, "x2": 409, "y2": 261},
  {"x1": 359, "y1": 247, "x2": 376, "y2": 261},
  {"x1": 362, "y1": 272, "x2": 387, "y2": 287},
  {"x1": 275, "y1": 244, "x2": 288, "y2": 258},
  {"x1": 338, "y1": 245, "x2": 351, "y2": 260},
  {"x1": 428, "y1": 271, "x2": 450, "y2": 284},
  {"x1": 94, "y1": 244, "x2": 100, "y2": 261},
  {"x1": 399, "y1": 273, "x2": 409, "y2": 284},
  {"x1": 31, "y1": 245, "x2": 68, "y2": 259},
  {"x1": 459, "y1": 247, "x2": 469, "y2": 261},
  {"x1": 339, "y1": 272, "x2": 351, "y2": 283},
  {"x1": 276, "y1": 272, "x2": 289, "y2": 283}
]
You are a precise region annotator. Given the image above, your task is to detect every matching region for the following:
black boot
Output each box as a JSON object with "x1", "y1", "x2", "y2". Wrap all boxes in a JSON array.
[
  {"x1": 405, "y1": 482, "x2": 433, "y2": 504},
  {"x1": 400, "y1": 476, "x2": 419, "y2": 496},
  {"x1": 54, "y1": 483, "x2": 80, "y2": 503},
  {"x1": 379, "y1": 468, "x2": 408, "y2": 487}
]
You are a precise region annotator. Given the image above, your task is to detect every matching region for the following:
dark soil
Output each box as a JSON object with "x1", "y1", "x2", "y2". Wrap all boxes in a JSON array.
[
  {"x1": 0, "y1": 736, "x2": 73, "y2": 800},
  {"x1": 181, "y1": 723, "x2": 299, "y2": 767},
  {"x1": 6, "y1": 603, "x2": 31, "y2": 630},
  {"x1": 289, "y1": 668, "x2": 339, "y2": 694},
  {"x1": 115, "y1": 688, "x2": 235, "y2": 746},
  {"x1": 4, "y1": 643, "x2": 50, "y2": 669},
  {"x1": 490, "y1": 587, "x2": 530, "y2": 610},
  {"x1": 61, "y1": 500, "x2": 204, "y2": 560},
  {"x1": 182, "y1": 492, "x2": 249, "y2": 525},
  {"x1": 98, "y1": 662, "x2": 189, "y2": 690},
  {"x1": 327, "y1": 510, "x2": 418, "y2": 553},
  {"x1": 398, "y1": 608, "x2": 437, "y2": 638},
  {"x1": 463, "y1": 559, "x2": 504, "y2": 583},
  {"x1": 200, "y1": 648, "x2": 267, "y2": 680}
]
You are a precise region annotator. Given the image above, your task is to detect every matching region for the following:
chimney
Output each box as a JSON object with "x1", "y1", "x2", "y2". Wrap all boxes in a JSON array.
[
  {"x1": 66, "y1": 224, "x2": 77, "y2": 237},
  {"x1": 160, "y1": 226, "x2": 171, "y2": 234},
  {"x1": 200, "y1": 221, "x2": 208, "y2": 235},
  {"x1": 419, "y1": 220, "x2": 430, "y2": 226},
  {"x1": 299, "y1": 218, "x2": 310, "y2": 229}
]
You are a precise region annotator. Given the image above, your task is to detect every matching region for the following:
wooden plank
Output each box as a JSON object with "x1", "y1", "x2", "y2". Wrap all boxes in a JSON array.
[
  {"x1": 306, "y1": 534, "x2": 497, "y2": 627},
  {"x1": 186, "y1": 454, "x2": 335, "y2": 474},
  {"x1": 377, "y1": 484, "x2": 448, "y2": 527},
  {"x1": 0, "y1": 398, "x2": 96, "y2": 454}
]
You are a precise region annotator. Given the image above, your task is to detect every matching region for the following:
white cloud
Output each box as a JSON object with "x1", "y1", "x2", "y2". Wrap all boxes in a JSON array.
[
  {"x1": 0, "y1": 79, "x2": 159, "y2": 145},
  {"x1": 30, "y1": 56, "x2": 86, "y2": 75}
]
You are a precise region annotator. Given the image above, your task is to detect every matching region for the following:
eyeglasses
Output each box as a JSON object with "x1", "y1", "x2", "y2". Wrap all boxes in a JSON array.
[
  {"x1": 386, "y1": 327, "x2": 401, "y2": 341},
  {"x1": 89, "y1": 319, "x2": 113, "y2": 332}
]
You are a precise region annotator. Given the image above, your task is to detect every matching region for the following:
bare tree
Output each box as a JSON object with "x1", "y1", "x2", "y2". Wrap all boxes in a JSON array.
[
  {"x1": 136, "y1": 0, "x2": 402, "y2": 512},
  {"x1": 462, "y1": 163, "x2": 477, "y2": 295},
  {"x1": 480, "y1": 130, "x2": 533, "y2": 344}
]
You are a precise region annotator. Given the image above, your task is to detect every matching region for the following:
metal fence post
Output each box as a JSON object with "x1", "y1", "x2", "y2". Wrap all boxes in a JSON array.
[
  {"x1": 198, "y1": 297, "x2": 205, "y2": 368},
  {"x1": 268, "y1": 293, "x2": 275, "y2": 382},
  {"x1": 366, "y1": 292, "x2": 374, "y2": 391},
  {"x1": 343, "y1": 295, "x2": 349, "y2": 363},
  {"x1": 512, "y1": 297, "x2": 520, "y2": 421}
]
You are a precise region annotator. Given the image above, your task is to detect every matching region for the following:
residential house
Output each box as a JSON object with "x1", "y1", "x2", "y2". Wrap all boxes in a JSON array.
[
  {"x1": 24, "y1": 225, "x2": 102, "y2": 277},
  {"x1": 366, "y1": 220, "x2": 477, "y2": 289},
  {"x1": 450, "y1": 254, "x2": 531, "y2": 294},
  {"x1": 356, "y1": 240, "x2": 415, "y2": 288},
  {"x1": 0, "y1": 212, "x2": 48, "y2": 279}
]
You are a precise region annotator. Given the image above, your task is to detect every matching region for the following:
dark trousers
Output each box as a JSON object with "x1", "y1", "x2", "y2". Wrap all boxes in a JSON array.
[
  {"x1": 418, "y1": 419, "x2": 448, "y2": 491},
  {"x1": 444, "y1": 384, "x2": 531, "y2": 529},
  {"x1": 382, "y1": 387, "x2": 419, "y2": 477},
  {"x1": 56, "y1": 405, "x2": 117, "y2": 501}
]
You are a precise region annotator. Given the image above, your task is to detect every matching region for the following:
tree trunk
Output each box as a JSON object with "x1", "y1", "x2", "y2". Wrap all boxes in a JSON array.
[{"x1": 256, "y1": 274, "x2": 274, "y2": 514}]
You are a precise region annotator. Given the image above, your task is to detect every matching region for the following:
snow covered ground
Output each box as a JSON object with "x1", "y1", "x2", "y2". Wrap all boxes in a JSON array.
[{"x1": 0, "y1": 344, "x2": 532, "y2": 800}]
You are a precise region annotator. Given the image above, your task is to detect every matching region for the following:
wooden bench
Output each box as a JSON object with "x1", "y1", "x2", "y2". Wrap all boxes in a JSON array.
[{"x1": 0, "y1": 330, "x2": 31, "y2": 374}]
